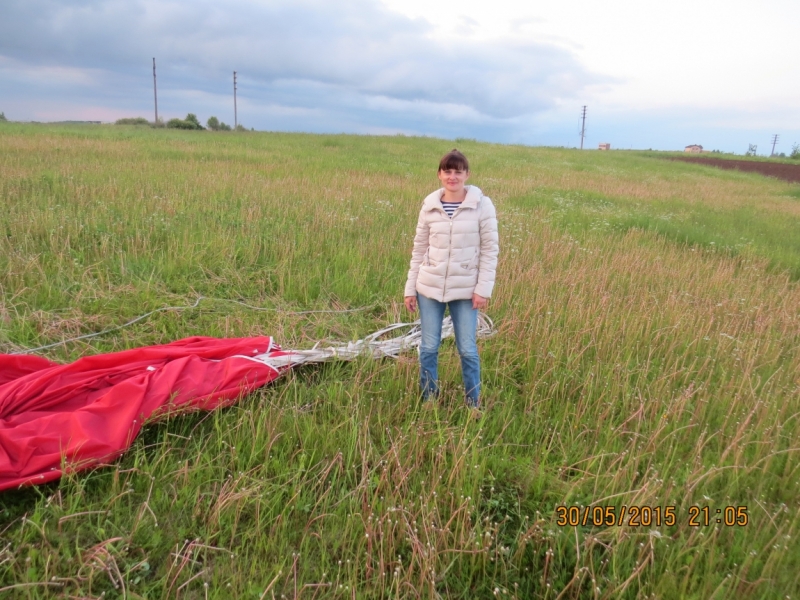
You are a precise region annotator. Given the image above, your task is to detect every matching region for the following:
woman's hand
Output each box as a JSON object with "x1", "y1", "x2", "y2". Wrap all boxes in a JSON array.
[
  {"x1": 404, "y1": 296, "x2": 417, "y2": 312},
  {"x1": 472, "y1": 294, "x2": 488, "y2": 310}
]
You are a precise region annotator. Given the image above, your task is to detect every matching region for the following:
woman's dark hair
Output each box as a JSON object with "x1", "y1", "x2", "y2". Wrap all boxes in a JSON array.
[{"x1": 438, "y1": 149, "x2": 469, "y2": 172}]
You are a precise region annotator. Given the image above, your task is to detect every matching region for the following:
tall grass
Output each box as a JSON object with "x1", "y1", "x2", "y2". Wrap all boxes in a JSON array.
[{"x1": 1, "y1": 124, "x2": 799, "y2": 598}]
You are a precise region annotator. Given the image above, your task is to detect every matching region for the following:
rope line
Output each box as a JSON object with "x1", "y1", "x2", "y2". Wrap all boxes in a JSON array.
[
  {"x1": 9, "y1": 296, "x2": 376, "y2": 355},
  {"x1": 248, "y1": 312, "x2": 496, "y2": 370}
]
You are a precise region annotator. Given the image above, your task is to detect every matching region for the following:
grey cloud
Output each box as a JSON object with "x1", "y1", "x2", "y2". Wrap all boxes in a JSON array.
[{"x1": 1, "y1": 0, "x2": 602, "y2": 119}]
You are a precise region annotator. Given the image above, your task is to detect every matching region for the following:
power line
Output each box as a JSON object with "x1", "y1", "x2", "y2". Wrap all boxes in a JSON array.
[
  {"x1": 152, "y1": 58, "x2": 158, "y2": 124},
  {"x1": 770, "y1": 134, "x2": 779, "y2": 156},
  {"x1": 580, "y1": 105, "x2": 587, "y2": 150},
  {"x1": 233, "y1": 71, "x2": 238, "y2": 129}
]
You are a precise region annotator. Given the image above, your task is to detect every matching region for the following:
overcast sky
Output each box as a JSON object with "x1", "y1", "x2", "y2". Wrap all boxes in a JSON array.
[{"x1": 1, "y1": 0, "x2": 797, "y2": 153}]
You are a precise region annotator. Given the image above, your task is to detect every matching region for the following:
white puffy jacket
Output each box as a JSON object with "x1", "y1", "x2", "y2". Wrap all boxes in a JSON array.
[{"x1": 405, "y1": 185, "x2": 499, "y2": 303}]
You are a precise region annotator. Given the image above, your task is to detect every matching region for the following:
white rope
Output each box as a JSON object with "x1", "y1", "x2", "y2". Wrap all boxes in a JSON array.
[
  {"x1": 249, "y1": 313, "x2": 496, "y2": 370},
  {"x1": 8, "y1": 297, "x2": 497, "y2": 360},
  {"x1": 9, "y1": 296, "x2": 376, "y2": 355}
]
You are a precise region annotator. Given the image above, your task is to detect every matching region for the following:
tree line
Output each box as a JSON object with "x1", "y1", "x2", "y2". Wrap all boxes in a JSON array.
[{"x1": 115, "y1": 113, "x2": 246, "y2": 131}]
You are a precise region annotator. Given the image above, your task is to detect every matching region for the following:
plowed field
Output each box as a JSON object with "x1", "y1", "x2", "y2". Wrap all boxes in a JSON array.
[{"x1": 672, "y1": 156, "x2": 800, "y2": 183}]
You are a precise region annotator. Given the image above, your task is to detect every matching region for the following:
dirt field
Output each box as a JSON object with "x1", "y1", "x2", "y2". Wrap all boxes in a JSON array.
[{"x1": 670, "y1": 156, "x2": 800, "y2": 183}]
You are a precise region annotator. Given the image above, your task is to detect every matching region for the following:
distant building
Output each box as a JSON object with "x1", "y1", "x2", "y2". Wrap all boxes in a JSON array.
[
  {"x1": 684, "y1": 144, "x2": 703, "y2": 153},
  {"x1": 598, "y1": 143, "x2": 611, "y2": 150}
]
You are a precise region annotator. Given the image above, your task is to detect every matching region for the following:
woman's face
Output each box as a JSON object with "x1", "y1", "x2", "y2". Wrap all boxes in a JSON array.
[{"x1": 437, "y1": 168, "x2": 469, "y2": 194}]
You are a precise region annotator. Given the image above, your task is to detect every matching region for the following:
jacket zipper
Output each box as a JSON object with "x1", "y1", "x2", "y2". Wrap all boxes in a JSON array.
[
  {"x1": 438, "y1": 197, "x2": 469, "y2": 301},
  {"x1": 441, "y1": 215, "x2": 454, "y2": 301}
]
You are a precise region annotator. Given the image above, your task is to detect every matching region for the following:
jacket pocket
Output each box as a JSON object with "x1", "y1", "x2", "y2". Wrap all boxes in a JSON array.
[
  {"x1": 422, "y1": 251, "x2": 438, "y2": 268},
  {"x1": 462, "y1": 249, "x2": 479, "y2": 270}
]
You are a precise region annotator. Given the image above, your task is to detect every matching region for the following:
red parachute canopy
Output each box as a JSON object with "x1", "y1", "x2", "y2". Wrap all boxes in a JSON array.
[{"x1": 0, "y1": 337, "x2": 289, "y2": 492}]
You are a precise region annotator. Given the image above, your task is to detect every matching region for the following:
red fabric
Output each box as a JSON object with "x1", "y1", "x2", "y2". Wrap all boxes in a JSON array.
[{"x1": 0, "y1": 337, "x2": 288, "y2": 491}]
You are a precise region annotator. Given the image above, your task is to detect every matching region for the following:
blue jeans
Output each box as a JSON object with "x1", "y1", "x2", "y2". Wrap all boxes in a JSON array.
[{"x1": 417, "y1": 293, "x2": 480, "y2": 407}]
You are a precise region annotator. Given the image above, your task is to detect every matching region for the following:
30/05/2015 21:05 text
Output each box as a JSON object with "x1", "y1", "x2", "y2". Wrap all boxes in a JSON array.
[{"x1": 555, "y1": 505, "x2": 749, "y2": 527}]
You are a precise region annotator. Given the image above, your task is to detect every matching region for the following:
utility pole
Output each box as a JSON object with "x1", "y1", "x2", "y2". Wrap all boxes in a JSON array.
[
  {"x1": 233, "y1": 71, "x2": 238, "y2": 129},
  {"x1": 770, "y1": 134, "x2": 779, "y2": 156},
  {"x1": 152, "y1": 58, "x2": 158, "y2": 125},
  {"x1": 580, "y1": 105, "x2": 587, "y2": 149}
]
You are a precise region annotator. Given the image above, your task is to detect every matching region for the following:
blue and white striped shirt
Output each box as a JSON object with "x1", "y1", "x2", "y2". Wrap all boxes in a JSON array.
[{"x1": 441, "y1": 201, "x2": 462, "y2": 218}]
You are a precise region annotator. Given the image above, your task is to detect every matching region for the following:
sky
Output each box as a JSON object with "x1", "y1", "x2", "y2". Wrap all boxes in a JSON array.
[{"x1": 1, "y1": 0, "x2": 797, "y2": 153}]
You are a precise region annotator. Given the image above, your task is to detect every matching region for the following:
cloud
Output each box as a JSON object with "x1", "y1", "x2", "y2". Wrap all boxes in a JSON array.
[{"x1": 0, "y1": 0, "x2": 602, "y2": 120}]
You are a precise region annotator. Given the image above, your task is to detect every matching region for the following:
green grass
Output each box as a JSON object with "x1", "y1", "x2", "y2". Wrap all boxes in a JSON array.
[{"x1": 1, "y1": 123, "x2": 799, "y2": 598}]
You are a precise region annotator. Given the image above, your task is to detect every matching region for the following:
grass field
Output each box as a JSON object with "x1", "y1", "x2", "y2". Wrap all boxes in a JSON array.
[{"x1": 1, "y1": 123, "x2": 799, "y2": 599}]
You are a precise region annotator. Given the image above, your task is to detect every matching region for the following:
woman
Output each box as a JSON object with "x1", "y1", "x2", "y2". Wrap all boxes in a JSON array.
[{"x1": 404, "y1": 149, "x2": 499, "y2": 411}]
